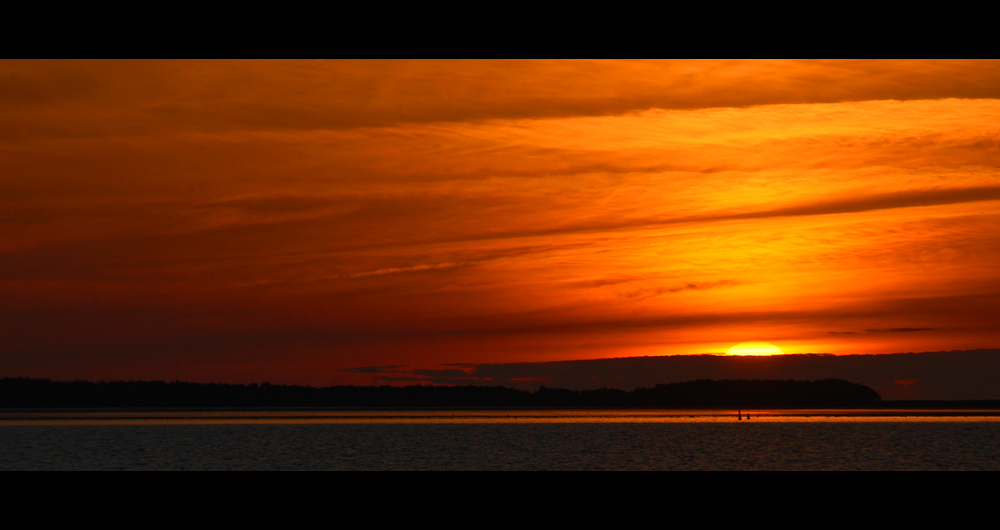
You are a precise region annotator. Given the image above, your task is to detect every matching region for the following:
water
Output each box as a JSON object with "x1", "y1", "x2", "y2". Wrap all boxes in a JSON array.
[{"x1": 2, "y1": 410, "x2": 998, "y2": 470}]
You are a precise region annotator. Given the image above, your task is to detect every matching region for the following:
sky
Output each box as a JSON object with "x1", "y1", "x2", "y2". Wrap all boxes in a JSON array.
[{"x1": 2, "y1": 59, "x2": 1000, "y2": 386}]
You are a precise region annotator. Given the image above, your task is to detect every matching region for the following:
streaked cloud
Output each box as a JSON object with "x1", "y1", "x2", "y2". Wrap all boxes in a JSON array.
[{"x1": 2, "y1": 60, "x2": 999, "y2": 385}]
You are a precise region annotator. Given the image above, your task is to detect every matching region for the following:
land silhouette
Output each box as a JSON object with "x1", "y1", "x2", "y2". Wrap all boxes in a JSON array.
[
  {"x1": 402, "y1": 349, "x2": 1000, "y2": 400},
  {"x1": 0, "y1": 377, "x2": 895, "y2": 409}
]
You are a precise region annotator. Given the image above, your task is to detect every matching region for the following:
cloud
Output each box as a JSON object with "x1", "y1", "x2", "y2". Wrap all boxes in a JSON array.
[
  {"x1": 724, "y1": 186, "x2": 1000, "y2": 222},
  {"x1": 830, "y1": 328, "x2": 936, "y2": 335},
  {"x1": 377, "y1": 375, "x2": 434, "y2": 383},
  {"x1": 623, "y1": 280, "x2": 740, "y2": 300},
  {"x1": 864, "y1": 328, "x2": 936, "y2": 333},
  {"x1": 204, "y1": 194, "x2": 357, "y2": 216},
  {"x1": 348, "y1": 262, "x2": 470, "y2": 278},
  {"x1": 360, "y1": 185, "x2": 1000, "y2": 254},
  {"x1": 340, "y1": 365, "x2": 410, "y2": 374},
  {"x1": 5, "y1": 60, "x2": 1000, "y2": 140},
  {"x1": 3, "y1": 64, "x2": 1000, "y2": 385}
]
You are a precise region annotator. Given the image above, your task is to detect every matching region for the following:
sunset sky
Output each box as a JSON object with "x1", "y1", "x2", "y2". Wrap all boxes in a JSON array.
[{"x1": 3, "y1": 60, "x2": 1000, "y2": 386}]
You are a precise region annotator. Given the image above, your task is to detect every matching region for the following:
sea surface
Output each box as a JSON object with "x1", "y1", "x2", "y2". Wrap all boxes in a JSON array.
[{"x1": 2, "y1": 409, "x2": 998, "y2": 470}]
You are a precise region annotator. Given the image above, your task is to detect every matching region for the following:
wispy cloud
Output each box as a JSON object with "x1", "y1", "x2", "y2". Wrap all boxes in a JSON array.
[
  {"x1": 347, "y1": 262, "x2": 471, "y2": 278},
  {"x1": 864, "y1": 328, "x2": 937, "y2": 333},
  {"x1": 339, "y1": 365, "x2": 410, "y2": 374},
  {"x1": 623, "y1": 280, "x2": 740, "y2": 300},
  {"x1": 3, "y1": 62, "x2": 1000, "y2": 384},
  {"x1": 6, "y1": 60, "x2": 999, "y2": 138},
  {"x1": 831, "y1": 328, "x2": 936, "y2": 335}
]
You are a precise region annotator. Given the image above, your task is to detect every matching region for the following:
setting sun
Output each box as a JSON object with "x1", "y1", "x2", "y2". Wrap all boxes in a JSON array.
[{"x1": 725, "y1": 342, "x2": 785, "y2": 356}]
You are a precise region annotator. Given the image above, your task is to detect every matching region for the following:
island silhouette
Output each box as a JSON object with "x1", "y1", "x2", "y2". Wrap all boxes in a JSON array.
[{"x1": 0, "y1": 377, "x2": 901, "y2": 409}]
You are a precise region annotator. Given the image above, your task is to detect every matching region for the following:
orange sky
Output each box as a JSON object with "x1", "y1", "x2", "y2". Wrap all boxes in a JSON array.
[{"x1": 2, "y1": 60, "x2": 999, "y2": 385}]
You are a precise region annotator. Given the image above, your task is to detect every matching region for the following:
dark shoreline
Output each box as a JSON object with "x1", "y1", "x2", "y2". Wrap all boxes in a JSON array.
[
  {"x1": 3, "y1": 406, "x2": 1000, "y2": 424},
  {"x1": 6, "y1": 377, "x2": 994, "y2": 410}
]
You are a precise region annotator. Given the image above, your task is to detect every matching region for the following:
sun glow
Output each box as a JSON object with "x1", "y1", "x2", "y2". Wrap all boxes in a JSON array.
[{"x1": 725, "y1": 341, "x2": 785, "y2": 356}]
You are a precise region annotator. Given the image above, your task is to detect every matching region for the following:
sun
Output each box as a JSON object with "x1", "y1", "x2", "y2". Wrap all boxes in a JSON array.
[{"x1": 725, "y1": 341, "x2": 785, "y2": 356}]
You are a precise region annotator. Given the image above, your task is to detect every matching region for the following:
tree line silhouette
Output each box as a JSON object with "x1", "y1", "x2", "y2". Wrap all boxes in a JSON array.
[{"x1": 0, "y1": 377, "x2": 883, "y2": 408}]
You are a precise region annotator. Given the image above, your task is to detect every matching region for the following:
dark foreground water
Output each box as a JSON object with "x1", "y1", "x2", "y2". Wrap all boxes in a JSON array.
[{"x1": 2, "y1": 410, "x2": 998, "y2": 470}]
